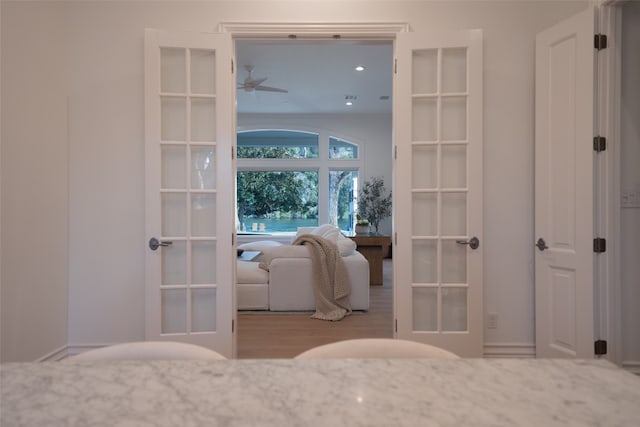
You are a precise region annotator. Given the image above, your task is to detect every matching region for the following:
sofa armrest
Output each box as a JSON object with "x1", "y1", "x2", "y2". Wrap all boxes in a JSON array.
[{"x1": 260, "y1": 245, "x2": 311, "y2": 264}]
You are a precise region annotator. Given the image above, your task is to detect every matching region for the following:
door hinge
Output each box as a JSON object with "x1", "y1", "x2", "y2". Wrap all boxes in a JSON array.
[
  {"x1": 594, "y1": 339, "x2": 607, "y2": 356},
  {"x1": 231, "y1": 58, "x2": 234, "y2": 73},
  {"x1": 394, "y1": 58, "x2": 397, "y2": 74},
  {"x1": 594, "y1": 34, "x2": 608, "y2": 50},
  {"x1": 593, "y1": 238, "x2": 607, "y2": 253},
  {"x1": 394, "y1": 232, "x2": 397, "y2": 246},
  {"x1": 232, "y1": 319, "x2": 235, "y2": 333},
  {"x1": 593, "y1": 136, "x2": 606, "y2": 152},
  {"x1": 231, "y1": 146, "x2": 235, "y2": 160},
  {"x1": 395, "y1": 318, "x2": 398, "y2": 333},
  {"x1": 394, "y1": 145, "x2": 397, "y2": 159},
  {"x1": 232, "y1": 233, "x2": 236, "y2": 245}
]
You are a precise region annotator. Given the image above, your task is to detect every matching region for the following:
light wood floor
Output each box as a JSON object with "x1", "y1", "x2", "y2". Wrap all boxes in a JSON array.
[{"x1": 237, "y1": 259, "x2": 393, "y2": 359}]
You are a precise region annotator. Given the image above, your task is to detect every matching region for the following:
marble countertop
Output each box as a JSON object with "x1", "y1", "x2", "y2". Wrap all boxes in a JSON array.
[{"x1": 2, "y1": 358, "x2": 639, "y2": 426}]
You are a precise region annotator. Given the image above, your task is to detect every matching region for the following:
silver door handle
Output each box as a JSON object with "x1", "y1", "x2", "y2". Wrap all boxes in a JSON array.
[
  {"x1": 455, "y1": 236, "x2": 479, "y2": 250},
  {"x1": 535, "y1": 238, "x2": 548, "y2": 251},
  {"x1": 149, "y1": 237, "x2": 173, "y2": 251}
]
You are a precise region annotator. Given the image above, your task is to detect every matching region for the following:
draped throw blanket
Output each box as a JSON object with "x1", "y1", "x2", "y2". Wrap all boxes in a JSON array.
[{"x1": 292, "y1": 234, "x2": 352, "y2": 321}]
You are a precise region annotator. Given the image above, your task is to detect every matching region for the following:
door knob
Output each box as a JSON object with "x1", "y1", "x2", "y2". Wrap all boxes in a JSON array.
[
  {"x1": 149, "y1": 237, "x2": 173, "y2": 251},
  {"x1": 455, "y1": 236, "x2": 479, "y2": 250},
  {"x1": 535, "y1": 238, "x2": 548, "y2": 251}
]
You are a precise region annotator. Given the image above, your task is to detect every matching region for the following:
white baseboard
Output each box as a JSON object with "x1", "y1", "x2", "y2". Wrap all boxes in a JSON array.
[
  {"x1": 483, "y1": 343, "x2": 536, "y2": 358},
  {"x1": 621, "y1": 361, "x2": 640, "y2": 375},
  {"x1": 37, "y1": 345, "x2": 71, "y2": 362}
]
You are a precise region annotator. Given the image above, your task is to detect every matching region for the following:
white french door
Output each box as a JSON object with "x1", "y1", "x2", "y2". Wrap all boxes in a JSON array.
[
  {"x1": 534, "y1": 8, "x2": 595, "y2": 358},
  {"x1": 144, "y1": 29, "x2": 235, "y2": 357},
  {"x1": 394, "y1": 30, "x2": 484, "y2": 357}
]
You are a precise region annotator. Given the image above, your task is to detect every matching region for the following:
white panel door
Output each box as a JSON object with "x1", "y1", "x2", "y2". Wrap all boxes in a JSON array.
[
  {"x1": 535, "y1": 9, "x2": 595, "y2": 358},
  {"x1": 394, "y1": 30, "x2": 483, "y2": 357},
  {"x1": 144, "y1": 29, "x2": 234, "y2": 357}
]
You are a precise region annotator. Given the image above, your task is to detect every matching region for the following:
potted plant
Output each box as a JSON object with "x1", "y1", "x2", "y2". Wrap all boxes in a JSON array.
[
  {"x1": 355, "y1": 215, "x2": 370, "y2": 234},
  {"x1": 357, "y1": 176, "x2": 392, "y2": 234}
]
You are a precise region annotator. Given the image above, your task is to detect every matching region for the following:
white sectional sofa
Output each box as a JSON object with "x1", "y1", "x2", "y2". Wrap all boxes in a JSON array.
[{"x1": 236, "y1": 225, "x2": 370, "y2": 311}]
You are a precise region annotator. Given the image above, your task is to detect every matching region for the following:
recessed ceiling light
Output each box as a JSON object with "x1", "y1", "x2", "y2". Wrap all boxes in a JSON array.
[
  {"x1": 346, "y1": 101, "x2": 353, "y2": 106},
  {"x1": 355, "y1": 65, "x2": 365, "y2": 71}
]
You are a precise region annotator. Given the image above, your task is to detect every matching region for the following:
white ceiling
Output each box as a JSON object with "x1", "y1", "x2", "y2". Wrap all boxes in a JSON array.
[{"x1": 235, "y1": 39, "x2": 394, "y2": 114}]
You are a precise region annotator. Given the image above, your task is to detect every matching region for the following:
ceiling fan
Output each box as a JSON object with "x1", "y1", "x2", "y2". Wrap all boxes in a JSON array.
[{"x1": 238, "y1": 65, "x2": 288, "y2": 93}]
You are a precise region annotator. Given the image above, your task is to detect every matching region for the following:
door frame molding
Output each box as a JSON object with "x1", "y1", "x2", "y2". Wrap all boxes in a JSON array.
[
  {"x1": 219, "y1": 21, "x2": 407, "y2": 354},
  {"x1": 218, "y1": 22, "x2": 409, "y2": 38},
  {"x1": 597, "y1": 0, "x2": 627, "y2": 369}
]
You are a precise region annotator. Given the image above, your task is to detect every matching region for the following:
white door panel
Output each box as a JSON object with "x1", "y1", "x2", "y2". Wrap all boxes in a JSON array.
[
  {"x1": 535, "y1": 9, "x2": 595, "y2": 358},
  {"x1": 394, "y1": 30, "x2": 483, "y2": 357},
  {"x1": 144, "y1": 29, "x2": 234, "y2": 357}
]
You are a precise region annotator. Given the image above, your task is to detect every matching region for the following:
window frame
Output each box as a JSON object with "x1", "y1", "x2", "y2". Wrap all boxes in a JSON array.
[{"x1": 236, "y1": 129, "x2": 363, "y2": 233}]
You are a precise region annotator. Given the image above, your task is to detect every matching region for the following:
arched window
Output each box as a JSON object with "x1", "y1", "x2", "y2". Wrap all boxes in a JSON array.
[{"x1": 236, "y1": 130, "x2": 361, "y2": 233}]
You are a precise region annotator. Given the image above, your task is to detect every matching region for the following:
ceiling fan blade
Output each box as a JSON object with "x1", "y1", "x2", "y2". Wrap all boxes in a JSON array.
[
  {"x1": 248, "y1": 77, "x2": 268, "y2": 86},
  {"x1": 254, "y1": 85, "x2": 288, "y2": 93}
]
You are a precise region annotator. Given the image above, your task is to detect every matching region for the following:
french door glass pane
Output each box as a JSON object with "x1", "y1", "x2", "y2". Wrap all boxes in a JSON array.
[
  {"x1": 190, "y1": 49, "x2": 215, "y2": 95},
  {"x1": 191, "y1": 241, "x2": 216, "y2": 284},
  {"x1": 191, "y1": 194, "x2": 216, "y2": 237},
  {"x1": 162, "y1": 193, "x2": 187, "y2": 237},
  {"x1": 412, "y1": 99, "x2": 437, "y2": 141},
  {"x1": 191, "y1": 98, "x2": 216, "y2": 142},
  {"x1": 412, "y1": 49, "x2": 437, "y2": 94},
  {"x1": 412, "y1": 287, "x2": 438, "y2": 331},
  {"x1": 441, "y1": 97, "x2": 467, "y2": 141},
  {"x1": 191, "y1": 146, "x2": 215, "y2": 189},
  {"x1": 441, "y1": 48, "x2": 467, "y2": 93},
  {"x1": 412, "y1": 193, "x2": 437, "y2": 236},
  {"x1": 161, "y1": 241, "x2": 186, "y2": 285},
  {"x1": 441, "y1": 193, "x2": 466, "y2": 236},
  {"x1": 412, "y1": 145, "x2": 437, "y2": 189},
  {"x1": 191, "y1": 288, "x2": 217, "y2": 332},
  {"x1": 412, "y1": 240, "x2": 437, "y2": 283},
  {"x1": 441, "y1": 287, "x2": 467, "y2": 331},
  {"x1": 161, "y1": 289, "x2": 187, "y2": 334},
  {"x1": 162, "y1": 145, "x2": 186, "y2": 189},
  {"x1": 441, "y1": 239, "x2": 467, "y2": 283},
  {"x1": 161, "y1": 48, "x2": 185, "y2": 93},
  {"x1": 441, "y1": 145, "x2": 466, "y2": 188},
  {"x1": 161, "y1": 97, "x2": 186, "y2": 141}
]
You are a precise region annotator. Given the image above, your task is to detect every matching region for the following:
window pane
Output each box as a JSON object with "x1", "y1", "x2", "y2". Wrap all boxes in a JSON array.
[
  {"x1": 237, "y1": 171, "x2": 318, "y2": 232},
  {"x1": 329, "y1": 137, "x2": 358, "y2": 159},
  {"x1": 329, "y1": 170, "x2": 358, "y2": 232},
  {"x1": 237, "y1": 130, "x2": 318, "y2": 159}
]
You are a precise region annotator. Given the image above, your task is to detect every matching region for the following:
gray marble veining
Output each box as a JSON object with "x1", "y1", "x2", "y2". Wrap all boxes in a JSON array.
[{"x1": 2, "y1": 359, "x2": 639, "y2": 426}]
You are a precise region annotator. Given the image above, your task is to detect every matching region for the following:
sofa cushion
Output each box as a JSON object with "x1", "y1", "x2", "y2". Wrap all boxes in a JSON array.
[
  {"x1": 336, "y1": 238, "x2": 356, "y2": 257},
  {"x1": 310, "y1": 224, "x2": 341, "y2": 241},
  {"x1": 316, "y1": 225, "x2": 357, "y2": 256},
  {"x1": 296, "y1": 224, "x2": 356, "y2": 256},
  {"x1": 238, "y1": 241, "x2": 283, "y2": 262},
  {"x1": 238, "y1": 240, "x2": 283, "y2": 250},
  {"x1": 236, "y1": 261, "x2": 269, "y2": 284}
]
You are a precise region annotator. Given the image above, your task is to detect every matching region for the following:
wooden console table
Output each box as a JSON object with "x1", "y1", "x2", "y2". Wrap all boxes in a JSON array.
[{"x1": 348, "y1": 234, "x2": 391, "y2": 286}]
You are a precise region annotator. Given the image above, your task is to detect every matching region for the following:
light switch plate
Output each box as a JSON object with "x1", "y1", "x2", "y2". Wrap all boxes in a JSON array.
[{"x1": 621, "y1": 190, "x2": 640, "y2": 208}]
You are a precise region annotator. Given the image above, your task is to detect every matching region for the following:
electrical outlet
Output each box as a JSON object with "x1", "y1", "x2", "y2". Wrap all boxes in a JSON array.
[{"x1": 487, "y1": 312, "x2": 498, "y2": 329}]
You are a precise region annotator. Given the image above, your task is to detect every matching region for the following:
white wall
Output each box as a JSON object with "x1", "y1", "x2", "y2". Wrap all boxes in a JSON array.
[
  {"x1": 1, "y1": 0, "x2": 589, "y2": 360},
  {"x1": 1, "y1": 2, "x2": 69, "y2": 361},
  {"x1": 620, "y1": 1, "x2": 640, "y2": 368},
  {"x1": 238, "y1": 113, "x2": 394, "y2": 235}
]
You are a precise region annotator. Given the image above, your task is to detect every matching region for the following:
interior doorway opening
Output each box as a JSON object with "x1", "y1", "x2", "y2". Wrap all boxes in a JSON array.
[{"x1": 233, "y1": 36, "x2": 395, "y2": 358}]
